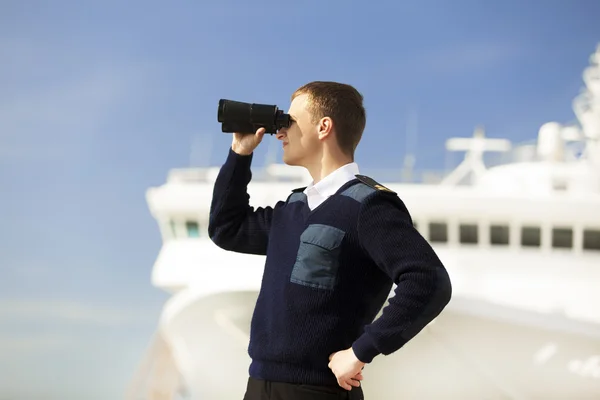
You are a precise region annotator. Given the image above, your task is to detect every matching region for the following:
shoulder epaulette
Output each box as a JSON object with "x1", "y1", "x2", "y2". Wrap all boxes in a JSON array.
[
  {"x1": 287, "y1": 186, "x2": 307, "y2": 204},
  {"x1": 355, "y1": 174, "x2": 396, "y2": 194}
]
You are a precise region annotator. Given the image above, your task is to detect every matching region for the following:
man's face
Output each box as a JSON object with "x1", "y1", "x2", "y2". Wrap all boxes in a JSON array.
[{"x1": 276, "y1": 93, "x2": 320, "y2": 167}]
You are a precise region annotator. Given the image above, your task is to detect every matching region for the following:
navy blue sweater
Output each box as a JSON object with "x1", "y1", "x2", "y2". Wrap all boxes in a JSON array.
[{"x1": 209, "y1": 149, "x2": 452, "y2": 386}]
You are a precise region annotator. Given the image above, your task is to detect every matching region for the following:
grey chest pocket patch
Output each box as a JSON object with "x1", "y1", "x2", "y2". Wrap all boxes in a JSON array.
[{"x1": 290, "y1": 224, "x2": 345, "y2": 290}]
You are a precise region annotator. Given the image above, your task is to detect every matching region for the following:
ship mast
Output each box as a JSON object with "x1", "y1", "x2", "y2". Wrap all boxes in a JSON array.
[
  {"x1": 440, "y1": 126, "x2": 511, "y2": 186},
  {"x1": 573, "y1": 43, "x2": 600, "y2": 167}
]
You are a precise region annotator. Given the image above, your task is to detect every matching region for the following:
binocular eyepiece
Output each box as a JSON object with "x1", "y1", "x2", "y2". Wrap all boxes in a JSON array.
[{"x1": 217, "y1": 99, "x2": 291, "y2": 134}]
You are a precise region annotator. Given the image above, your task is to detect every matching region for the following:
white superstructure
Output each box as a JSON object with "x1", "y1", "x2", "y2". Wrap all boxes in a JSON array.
[{"x1": 127, "y1": 44, "x2": 600, "y2": 400}]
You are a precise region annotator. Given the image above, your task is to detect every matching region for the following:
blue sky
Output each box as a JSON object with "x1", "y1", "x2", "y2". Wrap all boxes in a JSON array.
[{"x1": 1, "y1": 0, "x2": 599, "y2": 398}]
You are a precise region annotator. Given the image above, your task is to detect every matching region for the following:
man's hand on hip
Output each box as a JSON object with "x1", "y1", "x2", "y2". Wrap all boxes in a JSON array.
[{"x1": 328, "y1": 347, "x2": 366, "y2": 390}]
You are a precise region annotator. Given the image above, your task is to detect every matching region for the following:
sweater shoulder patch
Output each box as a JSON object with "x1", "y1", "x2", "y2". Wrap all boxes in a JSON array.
[
  {"x1": 340, "y1": 181, "x2": 376, "y2": 203},
  {"x1": 354, "y1": 175, "x2": 396, "y2": 194},
  {"x1": 287, "y1": 190, "x2": 307, "y2": 204}
]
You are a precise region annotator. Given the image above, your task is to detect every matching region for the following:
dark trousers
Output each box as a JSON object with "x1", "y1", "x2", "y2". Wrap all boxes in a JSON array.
[{"x1": 243, "y1": 377, "x2": 364, "y2": 400}]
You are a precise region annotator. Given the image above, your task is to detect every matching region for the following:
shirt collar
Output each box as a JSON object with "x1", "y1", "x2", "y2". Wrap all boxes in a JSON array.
[{"x1": 304, "y1": 162, "x2": 360, "y2": 199}]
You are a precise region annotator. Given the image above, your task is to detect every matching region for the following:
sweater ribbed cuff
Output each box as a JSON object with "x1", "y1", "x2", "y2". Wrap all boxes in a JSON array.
[
  {"x1": 227, "y1": 147, "x2": 253, "y2": 162},
  {"x1": 225, "y1": 147, "x2": 252, "y2": 181},
  {"x1": 351, "y1": 333, "x2": 380, "y2": 364}
]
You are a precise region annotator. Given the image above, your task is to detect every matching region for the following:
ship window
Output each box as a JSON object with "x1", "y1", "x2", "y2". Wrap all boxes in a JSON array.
[
  {"x1": 521, "y1": 226, "x2": 541, "y2": 247},
  {"x1": 186, "y1": 221, "x2": 200, "y2": 237},
  {"x1": 553, "y1": 178, "x2": 567, "y2": 191},
  {"x1": 552, "y1": 227, "x2": 573, "y2": 249},
  {"x1": 459, "y1": 224, "x2": 478, "y2": 244},
  {"x1": 490, "y1": 224, "x2": 509, "y2": 245},
  {"x1": 170, "y1": 220, "x2": 177, "y2": 237},
  {"x1": 429, "y1": 222, "x2": 447, "y2": 243},
  {"x1": 583, "y1": 229, "x2": 600, "y2": 251}
]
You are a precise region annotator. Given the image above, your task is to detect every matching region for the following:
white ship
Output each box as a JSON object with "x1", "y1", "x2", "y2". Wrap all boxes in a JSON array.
[{"x1": 126, "y1": 44, "x2": 600, "y2": 399}]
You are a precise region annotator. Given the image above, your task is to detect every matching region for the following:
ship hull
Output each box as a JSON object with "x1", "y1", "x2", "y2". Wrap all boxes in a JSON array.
[{"x1": 159, "y1": 290, "x2": 600, "y2": 400}]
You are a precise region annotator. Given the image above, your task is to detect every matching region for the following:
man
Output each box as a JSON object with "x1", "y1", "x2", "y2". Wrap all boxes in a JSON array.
[{"x1": 209, "y1": 81, "x2": 452, "y2": 399}]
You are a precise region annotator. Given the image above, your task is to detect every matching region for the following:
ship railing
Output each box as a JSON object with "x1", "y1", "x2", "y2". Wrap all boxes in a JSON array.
[
  {"x1": 165, "y1": 165, "x2": 453, "y2": 185},
  {"x1": 484, "y1": 137, "x2": 588, "y2": 168},
  {"x1": 162, "y1": 136, "x2": 590, "y2": 188}
]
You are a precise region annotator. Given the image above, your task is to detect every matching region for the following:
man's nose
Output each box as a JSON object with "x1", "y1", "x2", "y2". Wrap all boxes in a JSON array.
[{"x1": 276, "y1": 130, "x2": 286, "y2": 140}]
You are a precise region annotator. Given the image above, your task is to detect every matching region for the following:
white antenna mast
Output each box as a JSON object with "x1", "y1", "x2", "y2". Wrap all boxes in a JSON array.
[
  {"x1": 402, "y1": 106, "x2": 418, "y2": 182},
  {"x1": 441, "y1": 126, "x2": 511, "y2": 186},
  {"x1": 189, "y1": 132, "x2": 213, "y2": 167},
  {"x1": 264, "y1": 134, "x2": 279, "y2": 166}
]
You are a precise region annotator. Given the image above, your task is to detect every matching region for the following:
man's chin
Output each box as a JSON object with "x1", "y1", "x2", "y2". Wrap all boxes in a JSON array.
[{"x1": 282, "y1": 155, "x2": 298, "y2": 166}]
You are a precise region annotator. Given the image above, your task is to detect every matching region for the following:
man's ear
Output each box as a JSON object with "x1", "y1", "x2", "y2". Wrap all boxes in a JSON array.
[{"x1": 317, "y1": 117, "x2": 333, "y2": 140}]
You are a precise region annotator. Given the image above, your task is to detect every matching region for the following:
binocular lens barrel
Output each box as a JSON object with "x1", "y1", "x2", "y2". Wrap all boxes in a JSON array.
[{"x1": 217, "y1": 99, "x2": 291, "y2": 134}]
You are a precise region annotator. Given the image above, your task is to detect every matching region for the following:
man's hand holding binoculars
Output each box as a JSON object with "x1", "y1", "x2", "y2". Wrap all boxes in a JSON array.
[{"x1": 231, "y1": 127, "x2": 266, "y2": 156}]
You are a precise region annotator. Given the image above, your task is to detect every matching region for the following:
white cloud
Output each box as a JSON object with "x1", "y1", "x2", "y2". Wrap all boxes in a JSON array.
[
  {"x1": 6, "y1": 262, "x2": 53, "y2": 279},
  {"x1": 413, "y1": 40, "x2": 525, "y2": 76},
  {"x1": 0, "y1": 332, "x2": 70, "y2": 353},
  {"x1": 0, "y1": 299, "x2": 156, "y2": 326},
  {"x1": 0, "y1": 37, "x2": 160, "y2": 161},
  {"x1": 370, "y1": 40, "x2": 525, "y2": 84},
  {"x1": 1, "y1": 66, "x2": 140, "y2": 133},
  {"x1": 0, "y1": 297, "x2": 155, "y2": 355}
]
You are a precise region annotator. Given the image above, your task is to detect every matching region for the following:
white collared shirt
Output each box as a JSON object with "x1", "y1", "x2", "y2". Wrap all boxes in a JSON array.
[{"x1": 303, "y1": 163, "x2": 360, "y2": 210}]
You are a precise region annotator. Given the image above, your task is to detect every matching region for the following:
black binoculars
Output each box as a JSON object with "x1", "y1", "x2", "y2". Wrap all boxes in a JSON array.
[{"x1": 217, "y1": 99, "x2": 292, "y2": 134}]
